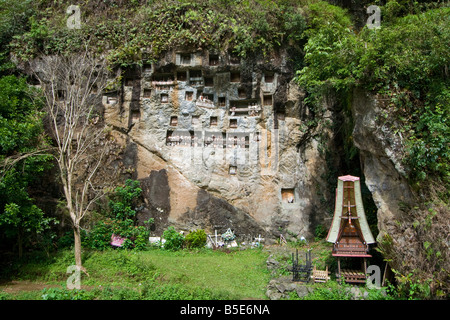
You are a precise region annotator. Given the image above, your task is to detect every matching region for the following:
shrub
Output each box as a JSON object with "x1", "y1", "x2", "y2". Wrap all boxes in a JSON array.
[
  {"x1": 41, "y1": 287, "x2": 97, "y2": 300},
  {"x1": 88, "y1": 219, "x2": 113, "y2": 250},
  {"x1": 314, "y1": 224, "x2": 327, "y2": 240},
  {"x1": 162, "y1": 226, "x2": 185, "y2": 251},
  {"x1": 185, "y1": 229, "x2": 207, "y2": 249},
  {"x1": 87, "y1": 180, "x2": 153, "y2": 250},
  {"x1": 300, "y1": 281, "x2": 354, "y2": 300}
]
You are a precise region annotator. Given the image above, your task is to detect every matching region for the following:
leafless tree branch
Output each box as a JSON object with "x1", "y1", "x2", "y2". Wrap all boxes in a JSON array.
[{"x1": 29, "y1": 48, "x2": 118, "y2": 269}]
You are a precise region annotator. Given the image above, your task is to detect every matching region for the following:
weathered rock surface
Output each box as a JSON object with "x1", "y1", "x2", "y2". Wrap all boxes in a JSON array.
[
  {"x1": 351, "y1": 88, "x2": 416, "y2": 247},
  {"x1": 265, "y1": 276, "x2": 314, "y2": 300},
  {"x1": 351, "y1": 88, "x2": 450, "y2": 294},
  {"x1": 101, "y1": 49, "x2": 337, "y2": 240}
]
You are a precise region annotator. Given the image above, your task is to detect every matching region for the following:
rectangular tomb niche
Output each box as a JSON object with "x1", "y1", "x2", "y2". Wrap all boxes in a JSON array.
[
  {"x1": 204, "y1": 76, "x2": 214, "y2": 87},
  {"x1": 56, "y1": 90, "x2": 66, "y2": 101},
  {"x1": 180, "y1": 53, "x2": 192, "y2": 65},
  {"x1": 218, "y1": 96, "x2": 226, "y2": 107},
  {"x1": 177, "y1": 71, "x2": 187, "y2": 81},
  {"x1": 229, "y1": 100, "x2": 260, "y2": 116},
  {"x1": 161, "y1": 93, "x2": 169, "y2": 103},
  {"x1": 196, "y1": 93, "x2": 215, "y2": 109},
  {"x1": 170, "y1": 116, "x2": 178, "y2": 126},
  {"x1": 152, "y1": 73, "x2": 174, "y2": 81},
  {"x1": 230, "y1": 71, "x2": 241, "y2": 83},
  {"x1": 143, "y1": 89, "x2": 152, "y2": 98},
  {"x1": 124, "y1": 78, "x2": 134, "y2": 87},
  {"x1": 189, "y1": 70, "x2": 203, "y2": 86},
  {"x1": 281, "y1": 188, "x2": 295, "y2": 203},
  {"x1": 229, "y1": 165, "x2": 237, "y2": 175},
  {"x1": 210, "y1": 116, "x2": 218, "y2": 126},
  {"x1": 199, "y1": 92, "x2": 214, "y2": 101},
  {"x1": 106, "y1": 96, "x2": 118, "y2": 105},
  {"x1": 229, "y1": 119, "x2": 238, "y2": 128},
  {"x1": 143, "y1": 64, "x2": 152, "y2": 73},
  {"x1": 105, "y1": 92, "x2": 118, "y2": 105},
  {"x1": 263, "y1": 94, "x2": 273, "y2": 106},
  {"x1": 238, "y1": 87, "x2": 246, "y2": 98},
  {"x1": 152, "y1": 74, "x2": 175, "y2": 90},
  {"x1": 166, "y1": 130, "x2": 174, "y2": 146},
  {"x1": 264, "y1": 72, "x2": 274, "y2": 83},
  {"x1": 209, "y1": 54, "x2": 219, "y2": 66},
  {"x1": 166, "y1": 129, "x2": 193, "y2": 147},
  {"x1": 185, "y1": 91, "x2": 194, "y2": 101}
]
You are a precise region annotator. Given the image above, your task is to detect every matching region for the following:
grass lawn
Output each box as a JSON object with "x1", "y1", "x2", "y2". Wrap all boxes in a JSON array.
[
  {"x1": 0, "y1": 241, "x2": 394, "y2": 300},
  {"x1": 0, "y1": 247, "x2": 272, "y2": 300},
  {"x1": 135, "y1": 248, "x2": 271, "y2": 299}
]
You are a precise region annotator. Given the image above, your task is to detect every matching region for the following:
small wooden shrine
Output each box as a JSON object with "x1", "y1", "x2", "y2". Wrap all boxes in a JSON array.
[{"x1": 326, "y1": 175, "x2": 375, "y2": 283}]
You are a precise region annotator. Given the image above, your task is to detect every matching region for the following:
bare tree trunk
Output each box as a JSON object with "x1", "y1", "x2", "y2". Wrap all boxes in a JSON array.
[
  {"x1": 73, "y1": 225, "x2": 82, "y2": 268},
  {"x1": 29, "y1": 48, "x2": 119, "y2": 273}
]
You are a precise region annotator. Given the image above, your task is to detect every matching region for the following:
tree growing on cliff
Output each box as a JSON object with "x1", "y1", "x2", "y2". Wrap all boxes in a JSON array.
[{"x1": 30, "y1": 49, "x2": 117, "y2": 272}]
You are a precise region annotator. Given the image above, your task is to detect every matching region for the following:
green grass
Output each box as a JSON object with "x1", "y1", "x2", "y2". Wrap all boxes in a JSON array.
[
  {"x1": 1, "y1": 240, "x2": 394, "y2": 300},
  {"x1": 141, "y1": 248, "x2": 271, "y2": 299},
  {"x1": 0, "y1": 247, "x2": 271, "y2": 300}
]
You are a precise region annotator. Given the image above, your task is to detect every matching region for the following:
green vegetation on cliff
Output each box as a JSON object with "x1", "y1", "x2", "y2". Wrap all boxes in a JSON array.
[
  {"x1": 297, "y1": 2, "x2": 449, "y2": 194},
  {"x1": 11, "y1": 0, "x2": 307, "y2": 66}
]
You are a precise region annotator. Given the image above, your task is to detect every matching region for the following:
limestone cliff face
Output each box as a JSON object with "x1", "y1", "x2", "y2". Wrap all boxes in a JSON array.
[
  {"x1": 98, "y1": 48, "x2": 448, "y2": 291},
  {"x1": 352, "y1": 88, "x2": 449, "y2": 289},
  {"x1": 352, "y1": 87, "x2": 415, "y2": 240},
  {"x1": 103, "y1": 49, "x2": 336, "y2": 240}
]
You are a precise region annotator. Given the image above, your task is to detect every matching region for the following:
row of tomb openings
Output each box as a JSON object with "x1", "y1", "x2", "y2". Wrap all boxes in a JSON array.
[
  {"x1": 128, "y1": 111, "x2": 286, "y2": 130},
  {"x1": 145, "y1": 69, "x2": 275, "y2": 86},
  {"x1": 176, "y1": 52, "x2": 239, "y2": 67},
  {"x1": 54, "y1": 70, "x2": 273, "y2": 100},
  {"x1": 158, "y1": 92, "x2": 272, "y2": 109},
  {"x1": 168, "y1": 112, "x2": 285, "y2": 128},
  {"x1": 51, "y1": 49, "x2": 278, "y2": 104},
  {"x1": 106, "y1": 91, "x2": 273, "y2": 111},
  {"x1": 105, "y1": 90, "x2": 271, "y2": 103},
  {"x1": 62, "y1": 77, "x2": 274, "y2": 107},
  {"x1": 166, "y1": 130, "x2": 252, "y2": 148},
  {"x1": 52, "y1": 69, "x2": 274, "y2": 105},
  {"x1": 150, "y1": 51, "x2": 275, "y2": 72}
]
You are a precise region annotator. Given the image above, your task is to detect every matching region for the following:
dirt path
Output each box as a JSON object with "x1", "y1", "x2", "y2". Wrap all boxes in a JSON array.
[{"x1": 0, "y1": 280, "x2": 61, "y2": 294}]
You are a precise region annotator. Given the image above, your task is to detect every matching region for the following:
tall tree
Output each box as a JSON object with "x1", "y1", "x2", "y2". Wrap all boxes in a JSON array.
[{"x1": 30, "y1": 49, "x2": 117, "y2": 272}]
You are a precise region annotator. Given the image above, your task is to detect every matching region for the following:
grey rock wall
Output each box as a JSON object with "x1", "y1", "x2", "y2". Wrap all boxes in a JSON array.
[
  {"x1": 351, "y1": 87, "x2": 414, "y2": 242},
  {"x1": 102, "y1": 49, "x2": 336, "y2": 240}
]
